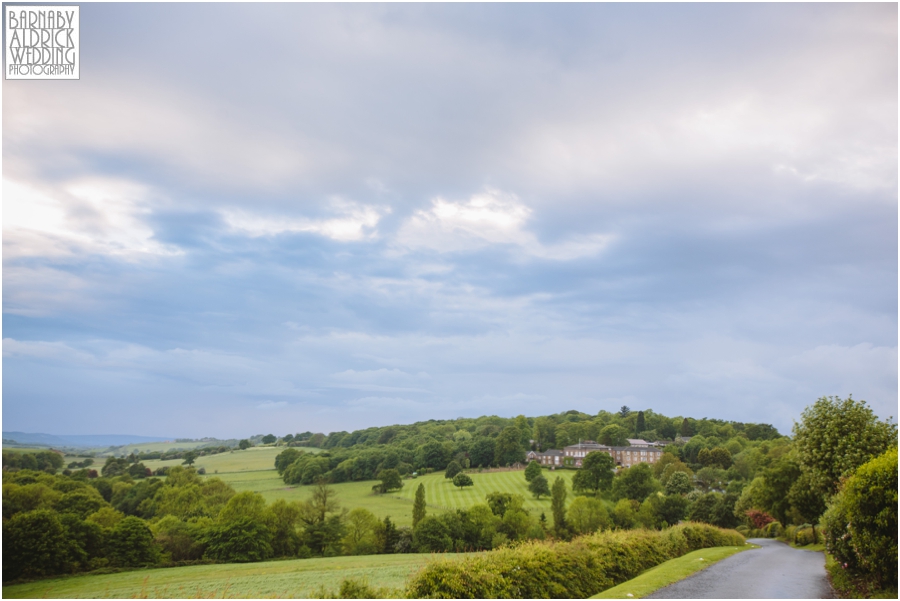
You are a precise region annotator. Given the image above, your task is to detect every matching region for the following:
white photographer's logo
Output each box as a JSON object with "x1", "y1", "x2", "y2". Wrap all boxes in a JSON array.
[{"x1": 5, "y1": 6, "x2": 79, "y2": 79}]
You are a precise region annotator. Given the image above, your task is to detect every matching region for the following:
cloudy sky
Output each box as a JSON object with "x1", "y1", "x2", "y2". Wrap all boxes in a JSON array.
[{"x1": 3, "y1": 4, "x2": 897, "y2": 439}]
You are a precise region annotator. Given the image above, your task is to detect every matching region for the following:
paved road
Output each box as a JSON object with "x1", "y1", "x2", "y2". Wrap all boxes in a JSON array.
[{"x1": 646, "y1": 539, "x2": 834, "y2": 599}]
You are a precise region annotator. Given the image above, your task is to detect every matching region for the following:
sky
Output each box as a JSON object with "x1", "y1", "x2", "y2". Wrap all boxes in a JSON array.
[{"x1": 3, "y1": 3, "x2": 897, "y2": 439}]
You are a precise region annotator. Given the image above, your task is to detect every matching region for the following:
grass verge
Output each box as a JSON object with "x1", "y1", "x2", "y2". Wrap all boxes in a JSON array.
[{"x1": 590, "y1": 544, "x2": 756, "y2": 599}]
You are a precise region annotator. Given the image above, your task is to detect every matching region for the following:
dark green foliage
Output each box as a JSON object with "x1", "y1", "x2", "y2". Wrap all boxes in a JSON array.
[
  {"x1": 56, "y1": 487, "x2": 109, "y2": 519},
  {"x1": 619, "y1": 406, "x2": 631, "y2": 418},
  {"x1": 202, "y1": 517, "x2": 273, "y2": 563},
  {"x1": 698, "y1": 447, "x2": 732, "y2": 469},
  {"x1": 612, "y1": 463, "x2": 661, "y2": 501},
  {"x1": 3, "y1": 450, "x2": 65, "y2": 472},
  {"x1": 469, "y1": 437, "x2": 496, "y2": 468},
  {"x1": 416, "y1": 440, "x2": 449, "y2": 470},
  {"x1": 113, "y1": 478, "x2": 163, "y2": 518},
  {"x1": 494, "y1": 426, "x2": 526, "y2": 466},
  {"x1": 412, "y1": 483, "x2": 427, "y2": 527},
  {"x1": 262, "y1": 434, "x2": 277, "y2": 444},
  {"x1": 59, "y1": 513, "x2": 105, "y2": 569},
  {"x1": 101, "y1": 456, "x2": 130, "y2": 477},
  {"x1": 181, "y1": 451, "x2": 198, "y2": 466},
  {"x1": 413, "y1": 515, "x2": 453, "y2": 552},
  {"x1": 524, "y1": 460, "x2": 542, "y2": 482},
  {"x1": 572, "y1": 451, "x2": 615, "y2": 494},
  {"x1": 688, "y1": 492, "x2": 740, "y2": 528},
  {"x1": 376, "y1": 469, "x2": 403, "y2": 493},
  {"x1": 486, "y1": 491, "x2": 525, "y2": 518},
  {"x1": 635, "y1": 411, "x2": 645, "y2": 436},
  {"x1": 238, "y1": 439, "x2": 251, "y2": 450},
  {"x1": 823, "y1": 447, "x2": 897, "y2": 590},
  {"x1": 153, "y1": 515, "x2": 206, "y2": 562},
  {"x1": 599, "y1": 424, "x2": 629, "y2": 446},
  {"x1": 453, "y1": 473, "x2": 474, "y2": 488},
  {"x1": 445, "y1": 460, "x2": 462, "y2": 479},
  {"x1": 3, "y1": 509, "x2": 70, "y2": 581},
  {"x1": 107, "y1": 516, "x2": 160, "y2": 567},
  {"x1": 406, "y1": 523, "x2": 744, "y2": 598},
  {"x1": 275, "y1": 448, "x2": 303, "y2": 474},
  {"x1": 528, "y1": 474, "x2": 550, "y2": 499}
]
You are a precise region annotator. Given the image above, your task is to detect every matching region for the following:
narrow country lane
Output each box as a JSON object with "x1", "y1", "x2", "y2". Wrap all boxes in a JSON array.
[{"x1": 646, "y1": 539, "x2": 834, "y2": 599}]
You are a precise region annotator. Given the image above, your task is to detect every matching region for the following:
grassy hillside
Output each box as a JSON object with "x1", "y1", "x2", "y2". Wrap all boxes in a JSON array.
[
  {"x1": 141, "y1": 446, "x2": 320, "y2": 474},
  {"x1": 2, "y1": 553, "x2": 472, "y2": 599}
]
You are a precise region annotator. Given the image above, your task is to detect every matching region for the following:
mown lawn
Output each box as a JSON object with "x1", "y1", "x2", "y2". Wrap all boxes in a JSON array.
[
  {"x1": 2, "y1": 553, "x2": 472, "y2": 599},
  {"x1": 392, "y1": 468, "x2": 577, "y2": 513}
]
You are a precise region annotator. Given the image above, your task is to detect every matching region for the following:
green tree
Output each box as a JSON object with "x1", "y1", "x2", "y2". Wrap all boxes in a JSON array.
[
  {"x1": 182, "y1": 450, "x2": 198, "y2": 466},
  {"x1": 567, "y1": 496, "x2": 610, "y2": 535},
  {"x1": 680, "y1": 418, "x2": 692, "y2": 438},
  {"x1": 572, "y1": 451, "x2": 615, "y2": 494},
  {"x1": 298, "y1": 480, "x2": 344, "y2": 556},
  {"x1": 238, "y1": 439, "x2": 251, "y2": 450},
  {"x1": 413, "y1": 516, "x2": 452, "y2": 552},
  {"x1": 485, "y1": 491, "x2": 525, "y2": 518},
  {"x1": 494, "y1": 426, "x2": 525, "y2": 466},
  {"x1": 377, "y1": 469, "x2": 403, "y2": 494},
  {"x1": 664, "y1": 471, "x2": 693, "y2": 496},
  {"x1": 262, "y1": 434, "x2": 277, "y2": 444},
  {"x1": 599, "y1": 424, "x2": 629, "y2": 447},
  {"x1": 2, "y1": 509, "x2": 70, "y2": 580},
  {"x1": 412, "y1": 483, "x2": 426, "y2": 527},
  {"x1": 793, "y1": 395, "x2": 897, "y2": 495},
  {"x1": 524, "y1": 460, "x2": 542, "y2": 483},
  {"x1": 152, "y1": 515, "x2": 205, "y2": 562},
  {"x1": 550, "y1": 477, "x2": 568, "y2": 536},
  {"x1": 469, "y1": 437, "x2": 496, "y2": 468},
  {"x1": 452, "y1": 473, "x2": 474, "y2": 489},
  {"x1": 108, "y1": 516, "x2": 160, "y2": 567},
  {"x1": 342, "y1": 508, "x2": 380, "y2": 555},
  {"x1": 274, "y1": 448, "x2": 303, "y2": 475},
  {"x1": 203, "y1": 517, "x2": 273, "y2": 563},
  {"x1": 612, "y1": 464, "x2": 661, "y2": 501},
  {"x1": 788, "y1": 472, "x2": 827, "y2": 538},
  {"x1": 619, "y1": 406, "x2": 631, "y2": 418},
  {"x1": 528, "y1": 474, "x2": 550, "y2": 499},
  {"x1": 635, "y1": 411, "x2": 645, "y2": 436},
  {"x1": 445, "y1": 460, "x2": 462, "y2": 480},
  {"x1": 532, "y1": 417, "x2": 557, "y2": 450}
]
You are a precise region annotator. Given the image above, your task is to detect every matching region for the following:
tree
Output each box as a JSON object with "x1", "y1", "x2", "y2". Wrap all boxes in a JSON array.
[
  {"x1": 108, "y1": 516, "x2": 160, "y2": 567},
  {"x1": 532, "y1": 417, "x2": 557, "y2": 450},
  {"x1": 680, "y1": 418, "x2": 692, "y2": 438},
  {"x1": 298, "y1": 480, "x2": 344, "y2": 556},
  {"x1": 203, "y1": 517, "x2": 274, "y2": 563},
  {"x1": 413, "y1": 516, "x2": 452, "y2": 552},
  {"x1": 793, "y1": 395, "x2": 896, "y2": 495},
  {"x1": 452, "y1": 473, "x2": 474, "y2": 489},
  {"x1": 238, "y1": 439, "x2": 251, "y2": 450},
  {"x1": 788, "y1": 473, "x2": 826, "y2": 539},
  {"x1": 612, "y1": 464, "x2": 661, "y2": 501},
  {"x1": 599, "y1": 424, "x2": 629, "y2": 447},
  {"x1": 494, "y1": 426, "x2": 525, "y2": 466},
  {"x1": 664, "y1": 471, "x2": 693, "y2": 496},
  {"x1": 822, "y1": 447, "x2": 897, "y2": 589},
  {"x1": 524, "y1": 460, "x2": 542, "y2": 483},
  {"x1": 528, "y1": 475, "x2": 550, "y2": 499},
  {"x1": 342, "y1": 508, "x2": 380, "y2": 555},
  {"x1": 412, "y1": 483, "x2": 426, "y2": 527},
  {"x1": 283, "y1": 434, "x2": 294, "y2": 443},
  {"x1": 619, "y1": 406, "x2": 631, "y2": 418},
  {"x1": 182, "y1": 450, "x2": 198, "y2": 466},
  {"x1": 445, "y1": 461, "x2": 462, "y2": 479},
  {"x1": 275, "y1": 448, "x2": 303, "y2": 475},
  {"x1": 486, "y1": 492, "x2": 525, "y2": 517},
  {"x1": 567, "y1": 496, "x2": 610, "y2": 535},
  {"x1": 635, "y1": 411, "x2": 645, "y2": 436},
  {"x1": 262, "y1": 434, "x2": 277, "y2": 444},
  {"x1": 550, "y1": 477, "x2": 568, "y2": 536},
  {"x1": 572, "y1": 451, "x2": 615, "y2": 495},
  {"x1": 2, "y1": 509, "x2": 70, "y2": 580},
  {"x1": 376, "y1": 469, "x2": 403, "y2": 494}
]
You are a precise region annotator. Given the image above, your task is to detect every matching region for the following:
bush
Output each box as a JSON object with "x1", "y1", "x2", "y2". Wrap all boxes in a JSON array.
[
  {"x1": 822, "y1": 447, "x2": 897, "y2": 590},
  {"x1": 406, "y1": 523, "x2": 744, "y2": 598}
]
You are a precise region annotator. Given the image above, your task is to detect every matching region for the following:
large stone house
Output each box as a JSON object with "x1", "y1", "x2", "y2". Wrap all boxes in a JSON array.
[{"x1": 528, "y1": 440, "x2": 664, "y2": 469}]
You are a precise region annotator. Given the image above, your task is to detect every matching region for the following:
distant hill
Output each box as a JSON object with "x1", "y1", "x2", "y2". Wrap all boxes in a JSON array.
[{"x1": 2, "y1": 432, "x2": 173, "y2": 448}]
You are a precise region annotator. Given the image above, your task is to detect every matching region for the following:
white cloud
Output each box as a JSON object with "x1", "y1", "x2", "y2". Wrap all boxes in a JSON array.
[
  {"x1": 3, "y1": 177, "x2": 181, "y2": 260},
  {"x1": 394, "y1": 189, "x2": 612, "y2": 260},
  {"x1": 222, "y1": 198, "x2": 388, "y2": 242}
]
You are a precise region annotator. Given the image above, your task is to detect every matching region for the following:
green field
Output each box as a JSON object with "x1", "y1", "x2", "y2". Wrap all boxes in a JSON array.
[
  {"x1": 141, "y1": 446, "x2": 320, "y2": 474},
  {"x1": 392, "y1": 468, "x2": 576, "y2": 513},
  {"x1": 99, "y1": 440, "x2": 215, "y2": 456},
  {"x1": 2, "y1": 553, "x2": 472, "y2": 599}
]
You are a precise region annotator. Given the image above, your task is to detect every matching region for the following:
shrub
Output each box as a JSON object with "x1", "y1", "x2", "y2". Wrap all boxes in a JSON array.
[
  {"x1": 406, "y1": 523, "x2": 744, "y2": 598},
  {"x1": 822, "y1": 447, "x2": 897, "y2": 590}
]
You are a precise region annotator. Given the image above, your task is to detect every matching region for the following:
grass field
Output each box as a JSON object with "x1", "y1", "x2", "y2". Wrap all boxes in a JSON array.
[
  {"x1": 591, "y1": 545, "x2": 754, "y2": 599},
  {"x1": 392, "y1": 468, "x2": 576, "y2": 513},
  {"x1": 2, "y1": 553, "x2": 473, "y2": 599},
  {"x1": 140, "y1": 446, "x2": 320, "y2": 474},
  {"x1": 100, "y1": 441, "x2": 215, "y2": 456}
]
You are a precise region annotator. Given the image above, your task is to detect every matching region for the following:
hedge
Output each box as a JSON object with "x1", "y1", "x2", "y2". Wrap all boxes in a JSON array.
[{"x1": 405, "y1": 523, "x2": 745, "y2": 598}]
